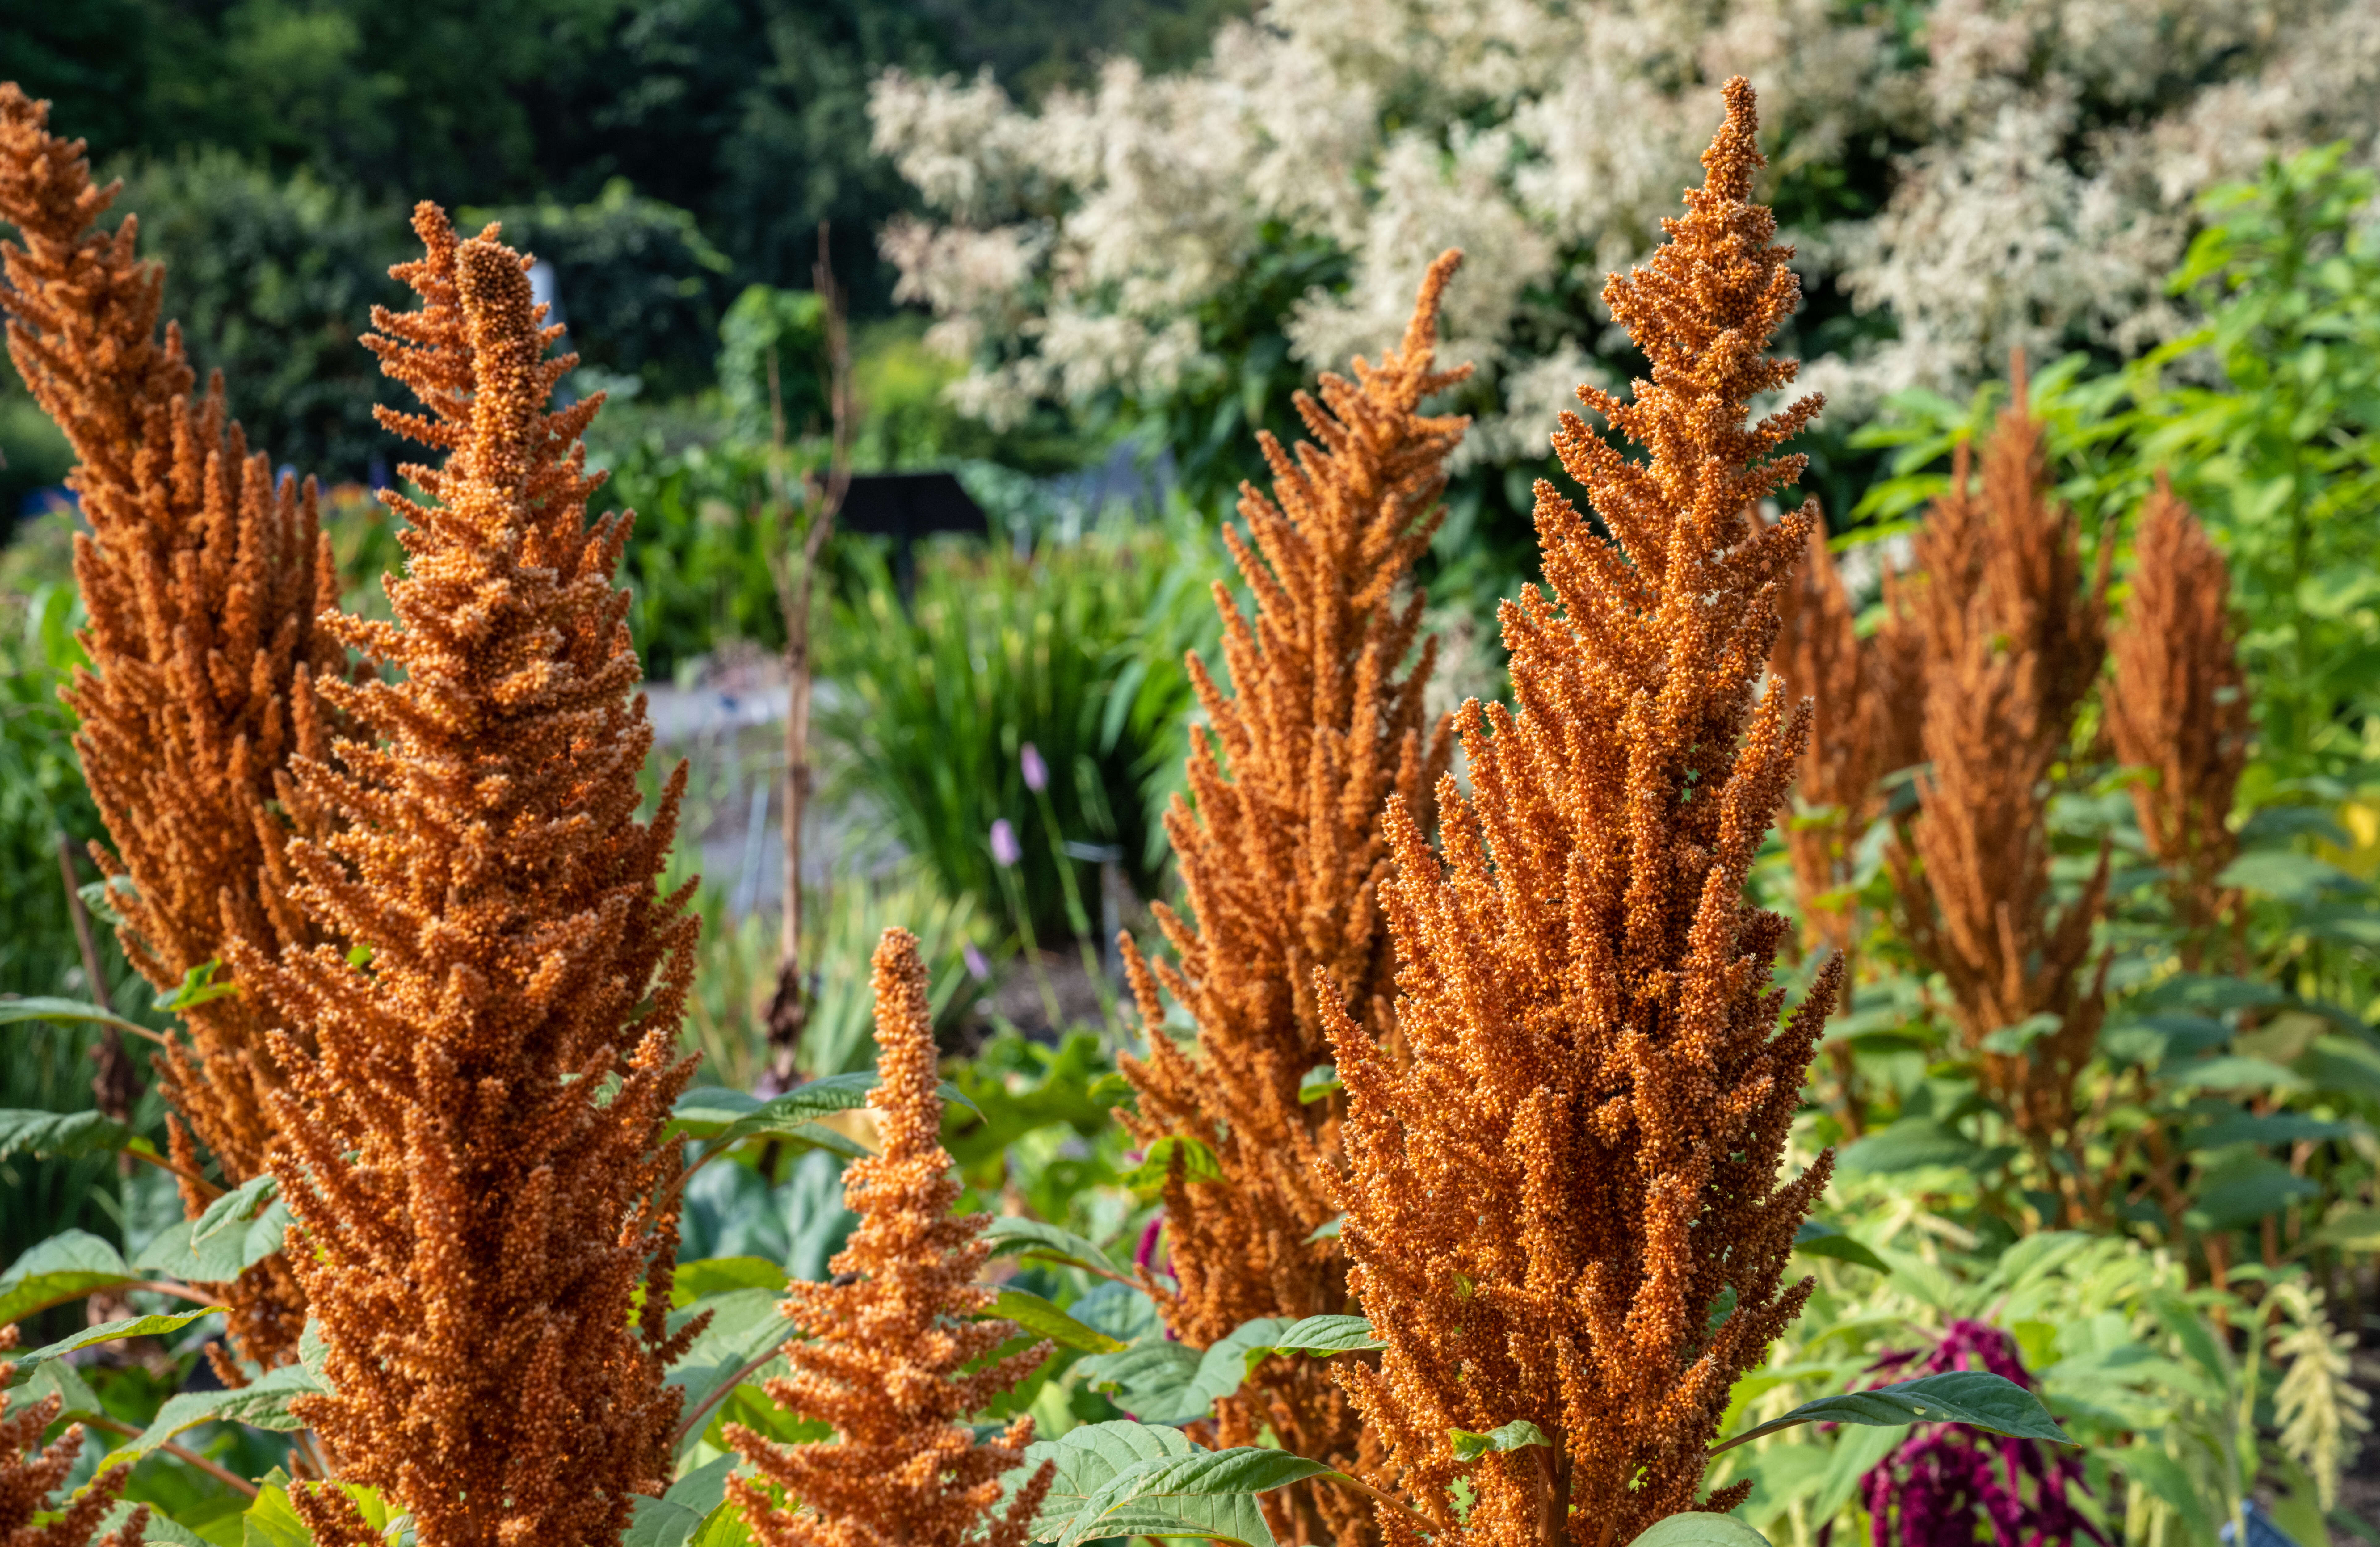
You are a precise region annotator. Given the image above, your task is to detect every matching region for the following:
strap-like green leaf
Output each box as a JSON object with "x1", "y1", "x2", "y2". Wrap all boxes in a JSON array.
[
  {"x1": 5, "y1": 1309, "x2": 223, "y2": 1378},
  {"x1": 990, "y1": 1288, "x2": 1125, "y2": 1354},
  {"x1": 1056, "y1": 1446, "x2": 1340, "y2": 1547},
  {"x1": 1449, "y1": 1420, "x2": 1548, "y2": 1462},
  {"x1": 1710, "y1": 1370, "x2": 2073, "y2": 1453},
  {"x1": 1626, "y1": 1514, "x2": 1775, "y2": 1547},
  {"x1": 980, "y1": 1217, "x2": 1127, "y2": 1280},
  {"x1": 0, "y1": 997, "x2": 159, "y2": 1040}
]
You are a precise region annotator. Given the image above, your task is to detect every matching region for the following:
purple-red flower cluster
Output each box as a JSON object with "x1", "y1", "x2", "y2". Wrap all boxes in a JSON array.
[{"x1": 1856, "y1": 1320, "x2": 2101, "y2": 1547}]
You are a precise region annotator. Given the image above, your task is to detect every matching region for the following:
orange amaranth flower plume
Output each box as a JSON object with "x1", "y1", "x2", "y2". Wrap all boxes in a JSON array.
[
  {"x1": 1322, "y1": 80, "x2": 1839, "y2": 1547},
  {"x1": 726, "y1": 927, "x2": 1054, "y2": 1547},
  {"x1": 1117, "y1": 251, "x2": 1466, "y2": 1547},
  {"x1": 0, "y1": 82, "x2": 343, "y2": 1368},
  {"x1": 0, "y1": 1325, "x2": 148, "y2": 1547},
  {"x1": 1886, "y1": 371, "x2": 2113, "y2": 1174},
  {"x1": 2107, "y1": 480, "x2": 2249, "y2": 965},
  {"x1": 230, "y1": 204, "x2": 701, "y2": 1547}
]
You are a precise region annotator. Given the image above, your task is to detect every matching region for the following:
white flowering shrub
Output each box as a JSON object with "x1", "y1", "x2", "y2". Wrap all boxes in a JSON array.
[{"x1": 868, "y1": 0, "x2": 2380, "y2": 506}]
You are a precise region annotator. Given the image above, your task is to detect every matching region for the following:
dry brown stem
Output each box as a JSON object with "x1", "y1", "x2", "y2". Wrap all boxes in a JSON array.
[
  {"x1": 1324, "y1": 79, "x2": 1837, "y2": 1547},
  {"x1": 2107, "y1": 480, "x2": 2249, "y2": 963},
  {"x1": 1116, "y1": 252, "x2": 1467, "y2": 1547},
  {"x1": 727, "y1": 927, "x2": 1054, "y2": 1547},
  {"x1": 1887, "y1": 366, "x2": 2115, "y2": 1172},
  {"x1": 0, "y1": 82, "x2": 344, "y2": 1366},
  {"x1": 0, "y1": 1326, "x2": 148, "y2": 1547},
  {"x1": 231, "y1": 204, "x2": 701, "y2": 1547}
]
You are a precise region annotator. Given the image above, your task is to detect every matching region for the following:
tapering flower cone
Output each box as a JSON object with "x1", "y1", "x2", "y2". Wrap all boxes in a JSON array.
[
  {"x1": 1324, "y1": 80, "x2": 1838, "y2": 1547},
  {"x1": 1117, "y1": 252, "x2": 1466, "y2": 1547},
  {"x1": 0, "y1": 82, "x2": 343, "y2": 1367},
  {"x1": 1887, "y1": 371, "x2": 2114, "y2": 1170},
  {"x1": 727, "y1": 927, "x2": 1054, "y2": 1547},
  {"x1": 232, "y1": 205, "x2": 701, "y2": 1547},
  {"x1": 2108, "y1": 480, "x2": 2249, "y2": 964},
  {"x1": 0, "y1": 1326, "x2": 148, "y2": 1547}
]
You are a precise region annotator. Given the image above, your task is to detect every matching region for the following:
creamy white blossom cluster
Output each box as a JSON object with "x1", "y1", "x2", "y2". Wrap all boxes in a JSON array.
[{"x1": 871, "y1": 0, "x2": 2380, "y2": 445}]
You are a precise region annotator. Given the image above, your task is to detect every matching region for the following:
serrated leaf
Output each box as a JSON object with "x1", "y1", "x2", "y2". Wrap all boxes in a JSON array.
[
  {"x1": 1123, "y1": 1135, "x2": 1223, "y2": 1196},
  {"x1": 192, "y1": 1174, "x2": 280, "y2": 1244},
  {"x1": 1449, "y1": 1420, "x2": 1548, "y2": 1462},
  {"x1": 0, "y1": 1108, "x2": 138, "y2": 1162},
  {"x1": 998, "y1": 1419, "x2": 1202, "y2": 1541},
  {"x1": 1791, "y1": 1221, "x2": 1891, "y2": 1273},
  {"x1": 1714, "y1": 1370, "x2": 2072, "y2": 1451},
  {"x1": 241, "y1": 1485, "x2": 310, "y2": 1547},
  {"x1": 1074, "y1": 1340, "x2": 1203, "y2": 1423},
  {"x1": 1057, "y1": 1447, "x2": 1341, "y2": 1547},
  {"x1": 5, "y1": 1309, "x2": 222, "y2": 1378},
  {"x1": 990, "y1": 1288, "x2": 1124, "y2": 1353},
  {"x1": 1626, "y1": 1515, "x2": 1774, "y2": 1547},
  {"x1": 1068, "y1": 1281, "x2": 1163, "y2": 1346},
  {"x1": 14, "y1": 1358, "x2": 107, "y2": 1421},
  {"x1": 137, "y1": 1197, "x2": 296, "y2": 1284},
  {"x1": 980, "y1": 1217, "x2": 1126, "y2": 1280},
  {"x1": 0, "y1": 1229, "x2": 143, "y2": 1326},
  {"x1": 97, "y1": 1502, "x2": 207, "y2": 1547}
]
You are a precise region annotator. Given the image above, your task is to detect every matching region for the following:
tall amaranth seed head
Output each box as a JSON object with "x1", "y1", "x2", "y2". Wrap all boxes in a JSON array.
[
  {"x1": 1323, "y1": 78, "x2": 1839, "y2": 1547},
  {"x1": 232, "y1": 204, "x2": 702, "y2": 1547},
  {"x1": 0, "y1": 82, "x2": 345, "y2": 1368}
]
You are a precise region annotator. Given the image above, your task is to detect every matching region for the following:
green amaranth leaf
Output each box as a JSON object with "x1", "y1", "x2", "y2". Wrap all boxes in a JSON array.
[
  {"x1": 980, "y1": 1217, "x2": 1128, "y2": 1280},
  {"x1": 0, "y1": 1229, "x2": 143, "y2": 1326},
  {"x1": 1248, "y1": 1314, "x2": 1385, "y2": 1375},
  {"x1": 137, "y1": 1196, "x2": 297, "y2": 1283},
  {"x1": 1305, "y1": 1215, "x2": 1344, "y2": 1242},
  {"x1": 1298, "y1": 1064, "x2": 1343, "y2": 1104},
  {"x1": 1625, "y1": 1513, "x2": 1775, "y2": 1547},
  {"x1": 1792, "y1": 1221, "x2": 1891, "y2": 1273},
  {"x1": 1712, "y1": 1370, "x2": 2073, "y2": 1452},
  {"x1": 1055, "y1": 1446, "x2": 1342, "y2": 1547},
  {"x1": 191, "y1": 1173, "x2": 280, "y2": 1243},
  {"x1": 4, "y1": 1309, "x2": 223, "y2": 1379},
  {"x1": 158, "y1": 959, "x2": 240, "y2": 1013},
  {"x1": 0, "y1": 1108, "x2": 138, "y2": 1163},
  {"x1": 990, "y1": 1288, "x2": 1126, "y2": 1353},
  {"x1": 1074, "y1": 1340, "x2": 1203, "y2": 1423},
  {"x1": 99, "y1": 1363, "x2": 329, "y2": 1467},
  {"x1": 996, "y1": 1419, "x2": 1201, "y2": 1541},
  {"x1": 0, "y1": 997, "x2": 159, "y2": 1041},
  {"x1": 1123, "y1": 1135, "x2": 1224, "y2": 1196},
  {"x1": 1449, "y1": 1420, "x2": 1549, "y2": 1462}
]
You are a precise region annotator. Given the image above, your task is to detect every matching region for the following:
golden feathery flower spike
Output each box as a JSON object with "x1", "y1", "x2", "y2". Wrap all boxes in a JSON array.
[
  {"x1": 0, "y1": 82, "x2": 343, "y2": 1368},
  {"x1": 0, "y1": 1325, "x2": 149, "y2": 1547},
  {"x1": 1886, "y1": 365, "x2": 2114, "y2": 1177},
  {"x1": 1323, "y1": 80, "x2": 1839, "y2": 1547},
  {"x1": 231, "y1": 204, "x2": 702, "y2": 1547},
  {"x1": 2107, "y1": 478, "x2": 2249, "y2": 967},
  {"x1": 1117, "y1": 250, "x2": 1466, "y2": 1547},
  {"x1": 727, "y1": 927, "x2": 1056, "y2": 1547}
]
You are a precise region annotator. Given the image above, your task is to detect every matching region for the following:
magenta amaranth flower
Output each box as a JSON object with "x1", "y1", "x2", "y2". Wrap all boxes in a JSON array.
[
  {"x1": 1852, "y1": 1319, "x2": 2102, "y2": 1547},
  {"x1": 990, "y1": 818, "x2": 1022, "y2": 868},
  {"x1": 1021, "y1": 742, "x2": 1049, "y2": 792}
]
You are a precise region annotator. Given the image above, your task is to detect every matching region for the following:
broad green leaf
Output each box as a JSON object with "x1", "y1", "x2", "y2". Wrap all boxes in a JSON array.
[
  {"x1": 1979, "y1": 1013, "x2": 2063, "y2": 1056},
  {"x1": 625, "y1": 1459, "x2": 744, "y2": 1547},
  {"x1": 1255, "y1": 1314, "x2": 1386, "y2": 1373},
  {"x1": 2163, "y1": 1055, "x2": 2308, "y2": 1093},
  {"x1": 1449, "y1": 1420, "x2": 1548, "y2": 1462},
  {"x1": 15, "y1": 1358, "x2": 107, "y2": 1422},
  {"x1": 980, "y1": 1217, "x2": 1126, "y2": 1280},
  {"x1": 990, "y1": 1288, "x2": 1126, "y2": 1353},
  {"x1": 1068, "y1": 1281, "x2": 1163, "y2": 1346},
  {"x1": 0, "y1": 1229, "x2": 140, "y2": 1325},
  {"x1": 5, "y1": 1309, "x2": 222, "y2": 1378},
  {"x1": 2218, "y1": 850, "x2": 2360, "y2": 902},
  {"x1": 137, "y1": 1197, "x2": 296, "y2": 1283},
  {"x1": 2186, "y1": 1154, "x2": 2320, "y2": 1229},
  {"x1": 1074, "y1": 1340, "x2": 1202, "y2": 1424},
  {"x1": 0, "y1": 1108, "x2": 138, "y2": 1162},
  {"x1": 2304, "y1": 1035, "x2": 2380, "y2": 1101},
  {"x1": 242, "y1": 1486, "x2": 310, "y2": 1547},
  {"x1": 998, "y1": 1419, "x2": 1201, "y2": 1541},
  {"x1": 1305, "y1": 1215, "x2": 1344, "y2": 1242},
  {"x1": 99, "y1": 1501, "x2": 209, "y2": 1547},
  {"x1": 1835, "y1": 1118, "x2": 1983, "y2": 1176},
  {"x1": 192, "y1": 1174, "x2": 280, "y2": 1244},
  {"x1": 671, "y1": 1256, "x2": 790, "y2": 1305},
  {"x1": 100, "y1": 1364, "x2": 328, "y2": 1466},
  {"x1": 1298, "y1": 1065, "x2": 1343, "y2": 1104},
  {"x1": 1791, "y1": 1222, "x2": 1891, "y2": 1274},
  {"x1": 1714, "y1": 1371, "x2": 2072, "y2": 1451},
  {"x1": 1057, "y1": 1446, "x2": 1341, "y2": 1547},
  {"x1": 1123, "y1": 1135, "x2": 1224, "y2": 1196},
  {"x1": 2184, "y1": 1111, "x2": 2357, "y2": 1150},
  {"x1": 0, "y1": 997, "x2": 159, "y2": 1040},
  {"x1": 1627, "y1": 1515, "x2": 1774, "y2": 1547},
  {"x1": 664, "y1": 1288, "x2": 799, "y2": 1443}
]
